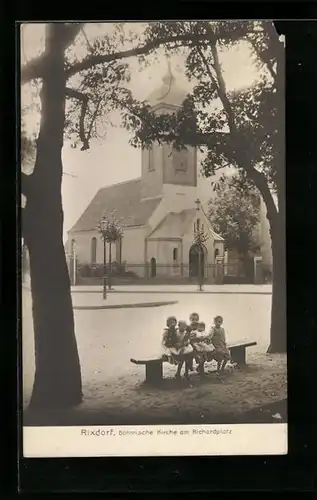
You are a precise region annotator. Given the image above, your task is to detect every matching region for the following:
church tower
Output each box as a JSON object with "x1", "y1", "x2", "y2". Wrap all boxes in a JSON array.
[{"x1": 141, "y1": 63, "x2": 197, "y2": 204}]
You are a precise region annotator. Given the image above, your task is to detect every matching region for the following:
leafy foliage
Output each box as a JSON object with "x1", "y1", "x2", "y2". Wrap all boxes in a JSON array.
[
  {"x1": 193, "y1": 227, "x2": 209, "y2": 246},
  {"x1": 97, "y1": 210, "x2": 125, "y2": 243},
  {"x1": 208, "y1": 176, "x2": 261, "y2": 256},
  {"x1": 117, "y1": 21, "x2": 282, "y2": 207}
]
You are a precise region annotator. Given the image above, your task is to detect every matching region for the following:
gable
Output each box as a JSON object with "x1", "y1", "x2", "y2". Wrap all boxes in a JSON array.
[{"x1": 148, "y1": 208, "x2": 224, "y2": 241}]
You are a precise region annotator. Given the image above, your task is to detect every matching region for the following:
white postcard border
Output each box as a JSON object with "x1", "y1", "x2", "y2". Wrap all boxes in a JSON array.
[{"x1": 23, "y1": 423, "x2": 287, "y2": 457}]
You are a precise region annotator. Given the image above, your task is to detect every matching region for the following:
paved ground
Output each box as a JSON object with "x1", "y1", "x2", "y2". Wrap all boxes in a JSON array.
[
  {"x1": 23, "y1": 287, "x2": 273, "y2": 405},
  {"x1": 23, "y1": 286, "x2": 288, "y2": 425},
  {"x1": 24, "y1": 353, "x2": 287, "y2": 426}
]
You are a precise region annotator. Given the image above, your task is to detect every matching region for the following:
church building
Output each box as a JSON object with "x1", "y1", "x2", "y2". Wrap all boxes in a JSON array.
[{"x1": 66, "y1": 67, "x2": 226, "y2": 282}]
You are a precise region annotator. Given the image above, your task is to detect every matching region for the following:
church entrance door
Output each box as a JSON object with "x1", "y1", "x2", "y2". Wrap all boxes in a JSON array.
[
  {"x1": 150, "y1": 257, "x2": 157, "y2": 278},
  {"x1": 189, "y1": 244, "x2": 205, "y2": 278}
]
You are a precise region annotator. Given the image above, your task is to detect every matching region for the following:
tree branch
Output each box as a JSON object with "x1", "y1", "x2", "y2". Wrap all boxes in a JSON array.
[
  {"x1": 248, "y1": 40, "x2": 277, "y2": 83},
  {"x1": 195, "y1": 45, "x2": 219, "y2": 91},
  {"x1": 21, "y1": 31, "x2": 210, "y2": 85},
  {"x1": 86, "y1": 96, "x2": 103, "y2": 145},
  {"x1": 244, "y1": 165, "x2": 278, "y2": 222},
  {"x1": 65, "y1": 87, "x2": 89, "y2": 101},
  {"x1": 61, "y1": 23, "x2": 85, "y2": 49},
  {"x1": 201, "y1": 30, "x2": 278, "y2": 222},
  {"x1": 65, "y1": 87, "x2": 90, "y2": 150},
  {"x1": 210, "y1": 43, "x2": 236, "y2": 136},
  {"x1": 21, "y1": 53, "x2": 48, "y2": 84},
  {"x1": 81, "y1": 26, "x2": 93, "y2": 52},
  {"x1": 65, "y1": 34, "x2": 210, "y2": 78},
  {"x1": 21, "y1": 23, "x2": 84, "y2": 84}
]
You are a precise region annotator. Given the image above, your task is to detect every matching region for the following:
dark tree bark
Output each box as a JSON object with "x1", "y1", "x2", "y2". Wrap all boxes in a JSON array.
[
  {"x1": 267, "y1": 33, "x2": 286, "y2": 353},
  {"x1": 23, "y1": 24, "x2": 82, "y2": 409},
  {"x1": 210, "y1": 34, "x2": 286, "y2": 352},
  {"x1": 267, "y1": 212, "x2": 286, "y2": 353}
]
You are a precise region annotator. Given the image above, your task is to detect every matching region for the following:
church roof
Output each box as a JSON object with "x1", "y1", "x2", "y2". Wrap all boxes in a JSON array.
[
  {"x1": 69, "y1": 178, "x2": 162, "y2": 233},
  {"x1": 148, "y1": 209, "x2": 225, "y2": 241},
  {"x1": 146, "y1": 64, "x2": 188, "y2": 108}
]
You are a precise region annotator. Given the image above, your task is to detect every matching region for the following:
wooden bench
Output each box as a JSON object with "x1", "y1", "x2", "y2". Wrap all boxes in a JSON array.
[
  {"x1": 131, "y1": 340, "x2": 257, "y2": 384},
  {"x1": 130, "y1": 356, "x2": 164, "y2": 385},
  {"x1": 228, "y1": 340, "x2": 257, "y2": 366}
]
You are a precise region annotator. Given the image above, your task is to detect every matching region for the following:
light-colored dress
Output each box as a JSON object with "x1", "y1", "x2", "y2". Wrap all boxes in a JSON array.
[
  {"x1": 209, "y1": 326, "x2": 230, "y2": 361},
  {"x1": 190, "y1": 330, "x2": 215, "y2": 363},
  {"x1": 162, "y1": 328, "x2": 193, "y2": 364}
]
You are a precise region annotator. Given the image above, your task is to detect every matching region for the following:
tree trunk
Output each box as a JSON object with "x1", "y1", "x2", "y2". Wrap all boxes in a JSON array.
[
  {"x1": 108, "y1": 242, "x2": 112, "y2": 290},
  {"x1": 267, "y1": 212, "x2": 286, "y2": 353},
  {"x1": 240, "y1": 252, "x2": 253, "y2": 283},
  {"x1": 267, "y1": 33, "x2": 286, "y2": 353},
  {"x1": 23, "y1": 24, "x2": 82, "y2": 409}
]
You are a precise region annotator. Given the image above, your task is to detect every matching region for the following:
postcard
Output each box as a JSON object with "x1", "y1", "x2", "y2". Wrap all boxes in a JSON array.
[{"x1": 21, "y1": 20, "x2": 287, "y2": 457}]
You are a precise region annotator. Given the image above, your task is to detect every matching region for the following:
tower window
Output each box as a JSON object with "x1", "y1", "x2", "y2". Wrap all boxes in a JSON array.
[
  {"x1": 173, "y1": 148, "x2": 187, "y2": 171},
  {"x1": 173, "y1": 248, "x2": 178, "y2": 262},
  {"x1": 91, "y1": 237, "x2": 97, "y2": 264}
]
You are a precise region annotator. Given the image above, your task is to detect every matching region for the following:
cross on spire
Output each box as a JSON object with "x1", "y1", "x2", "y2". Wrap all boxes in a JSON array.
[{"x1": 195, "y1": 198, "x2": 201, "y2": 211}]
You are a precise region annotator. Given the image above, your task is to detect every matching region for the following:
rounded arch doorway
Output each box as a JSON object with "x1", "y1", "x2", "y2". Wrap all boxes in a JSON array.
[
  {"x1": 189, "y1": 244, "x2": 207, "y2": 278},
  {"x1": 150, "y1": 257, "x2": 157, "y2": 278}
]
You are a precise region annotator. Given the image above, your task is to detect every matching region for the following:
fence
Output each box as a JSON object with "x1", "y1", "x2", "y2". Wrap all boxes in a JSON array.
[{"x1": 68, "y1": 261, "x2": 252, "y2": 285}]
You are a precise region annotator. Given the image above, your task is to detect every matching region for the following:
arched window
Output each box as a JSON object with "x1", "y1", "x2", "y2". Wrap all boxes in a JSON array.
[
  {"x1": 173, "y1": 248, "x2": 178, "y2": 262},
  {"x1": 71, "y1": 239, "x2": 76, "y2": 257},
  {"x1": 91, "y1": 237, "x2": 97, "y2": 263},
  {"x1": 214, "y1": 248, "x2": 220, "y2": 259},
  {"x1": 148, "y1": 146, "x2": 155, "y2": 171}
]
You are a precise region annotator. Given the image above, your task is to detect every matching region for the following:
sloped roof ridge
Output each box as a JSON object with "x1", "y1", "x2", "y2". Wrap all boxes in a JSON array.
[{"x1": 96, "y1": 177, "x2": 142, "y2": 194}]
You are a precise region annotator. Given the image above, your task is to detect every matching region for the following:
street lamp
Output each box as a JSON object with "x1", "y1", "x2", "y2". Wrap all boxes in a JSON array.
[
  {"x1": 194, "y1": 198, "x2": 209, "y2": 292},
  {"x1": 98, "y1": 211, "x2": 125, "y2": 300},
  {"x1": 98, "y1": 217, "x2": 108, "y2": 300}
]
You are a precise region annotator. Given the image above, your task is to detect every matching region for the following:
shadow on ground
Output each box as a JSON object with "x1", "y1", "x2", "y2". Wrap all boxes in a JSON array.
[
  {"x1": 23, "y1": 398, "x2": 287, "y2": 426},
  {"x1": 23, "y1": 360, "x2": 287, "y2": 427}
]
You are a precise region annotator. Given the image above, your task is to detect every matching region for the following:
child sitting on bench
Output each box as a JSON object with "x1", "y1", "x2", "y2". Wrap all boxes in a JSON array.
[
  {"x1": 162, "y1": 316, "x2": 178, "y2": 365},
  {"x1": 191, "y1": 321, "x2": 215, "y2": 376},
  {"x1": 187, "y1": 312, "x2": 200, "y2": 334},
  {"x1": 174, "y1": 320, "x2": 194, "y2": 380},
  {"x1": 186, "y1": 312, "x2": 201, "y2": 371},
  {"x1": 208, "y1": 315, "x2": 231, "y2": 374},
  {"x1": 162, "y1": 317, "x2": 194, "y2": 380}
]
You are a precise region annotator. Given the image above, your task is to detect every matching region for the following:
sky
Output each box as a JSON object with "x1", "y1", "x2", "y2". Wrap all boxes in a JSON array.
[{"x1": 21, "y1": 22, "x2": 265, "y2": 242}]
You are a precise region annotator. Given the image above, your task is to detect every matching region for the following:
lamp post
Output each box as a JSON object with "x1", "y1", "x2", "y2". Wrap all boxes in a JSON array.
[
  {"x1": 103, "y1": 236, "x2": 107, "y2": 299},
  {"x1": 98, "y1": 211, "x2": 125, "y2": 299},
  {"x1": 98, "y1": 217, "x2": 108, "y2": 300},
  {"x1": 194, "y1": 198, "x2": 208, "y2": 292}
]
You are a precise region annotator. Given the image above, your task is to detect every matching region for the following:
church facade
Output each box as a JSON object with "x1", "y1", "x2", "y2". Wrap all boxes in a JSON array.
[{"x1": 67, "y1": 69, "x2": 226, "y2": 283}]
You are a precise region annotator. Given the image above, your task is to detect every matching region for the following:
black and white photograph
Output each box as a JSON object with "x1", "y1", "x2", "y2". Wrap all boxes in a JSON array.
[{"x1": 21, "y1": 21, "x2": 287, "y2": 457}]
